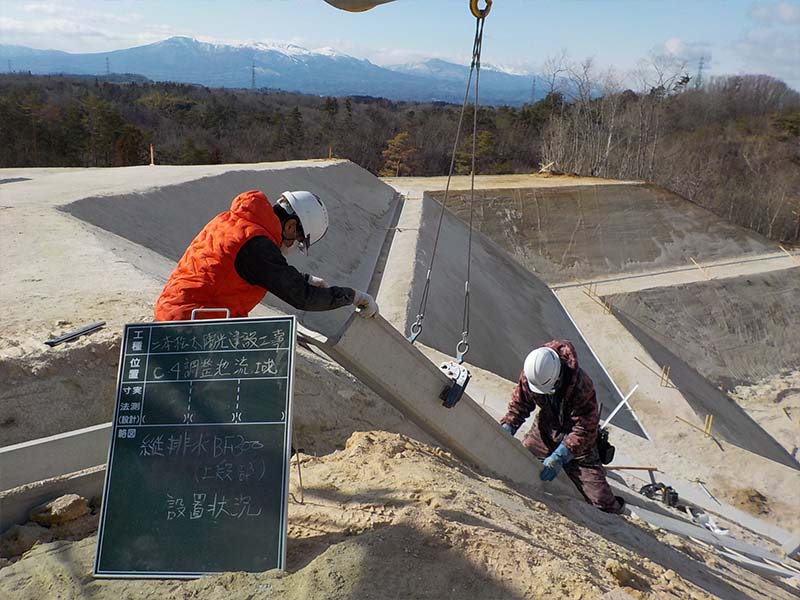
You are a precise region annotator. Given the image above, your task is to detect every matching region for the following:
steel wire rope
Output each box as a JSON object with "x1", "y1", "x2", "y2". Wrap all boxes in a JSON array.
[{"x1": 408, "y1": 5, "x2": 489, "y2": 362}]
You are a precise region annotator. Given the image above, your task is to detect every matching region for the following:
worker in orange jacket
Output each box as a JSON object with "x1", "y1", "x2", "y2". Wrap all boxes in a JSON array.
[{"x1": 154, "y1": 189, "x2": 378, "y2": 321}]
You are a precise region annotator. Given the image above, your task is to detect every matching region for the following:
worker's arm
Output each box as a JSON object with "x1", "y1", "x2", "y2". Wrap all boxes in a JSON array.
[
  {"x1": 235, "y1": 236, "x2": 355, "y2": 311},
  {"x1": 561, "y1": 370, "x2": 600, "y2": 458},
  {"x1": 500, "y1": 371, "x2": 538, "y2": 434}
]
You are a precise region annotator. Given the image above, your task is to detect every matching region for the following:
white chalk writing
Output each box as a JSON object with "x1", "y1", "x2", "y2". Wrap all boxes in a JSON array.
[
  {"x1": 150, "y1": 328, "x2": 290, "y2": 353},
  {"x1": 164, "y1": 492, "x2": 262, "y2": 521}
]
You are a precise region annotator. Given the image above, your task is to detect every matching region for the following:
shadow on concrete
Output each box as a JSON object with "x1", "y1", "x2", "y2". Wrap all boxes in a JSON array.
[
  {"x1": 612, "y1": 310, "x2": 799, "y2": 470},
  {"x1": 605, "y1": 270, "x2": 800, "y2": 390}
]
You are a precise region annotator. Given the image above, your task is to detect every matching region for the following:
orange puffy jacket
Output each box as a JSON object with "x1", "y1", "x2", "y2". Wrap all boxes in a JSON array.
[{"x1": 154, "y1": 190, "x2": 283, "y2": 321}]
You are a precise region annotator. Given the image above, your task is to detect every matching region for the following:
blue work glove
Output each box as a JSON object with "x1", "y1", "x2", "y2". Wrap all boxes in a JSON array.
[
  {"x1": 540, "y1": 442, "x2": 574, "y2": 482},
  {"x1": 501, "y1": 423, "x2": 517, "y2": 436}
]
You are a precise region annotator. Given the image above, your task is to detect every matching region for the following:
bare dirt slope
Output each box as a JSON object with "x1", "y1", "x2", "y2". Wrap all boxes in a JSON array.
[{"x1": 4, "y1": 429, "x2": 797, "y2": 600}]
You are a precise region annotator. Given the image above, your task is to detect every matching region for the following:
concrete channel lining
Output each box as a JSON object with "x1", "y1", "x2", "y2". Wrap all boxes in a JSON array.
[
  {"x1": 431, "y1": 184, "x2": 778, "y2": 285},
  {"x1": 1, "y1": 466, "x2": 105, "y2": 534},
  {"x1": 0, "y1": 423, "x2": 111, "y2": 491},
  {"x1": 399, "y1": 194, "x2": 645, "y2": 438},
  {"x1": 61, "y1": 161, "x2": 399, "y2": 339}
]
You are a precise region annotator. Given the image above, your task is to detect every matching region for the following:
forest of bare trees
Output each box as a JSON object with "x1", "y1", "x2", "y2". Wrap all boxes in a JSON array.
[
  {"x1": 539, "y1": 55, "x2": 800, "y2": 242},
  {"x1": 1, "y1": 68, "x2": 798, "y2": 241},
  {"x1": 0, "y1": 74, "x2": 546, "y2": 176}
]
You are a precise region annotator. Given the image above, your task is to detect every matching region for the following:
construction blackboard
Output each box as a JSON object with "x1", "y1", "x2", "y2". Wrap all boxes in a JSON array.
[{"x1": 94, "y1": 316, "x2": 296, "y2": 578}]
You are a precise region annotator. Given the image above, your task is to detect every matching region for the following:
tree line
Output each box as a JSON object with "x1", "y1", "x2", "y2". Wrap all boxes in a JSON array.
[{"x1": 1, "y1": 70, "x2": 797, "y2": 241}]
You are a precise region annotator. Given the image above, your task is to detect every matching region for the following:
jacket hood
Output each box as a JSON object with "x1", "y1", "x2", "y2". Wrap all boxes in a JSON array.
[
  {"x1": 545, "y1": 339, "x2": 579, "y2": 372},
  {"x1": 230, "y1": 190, "x2": 282, "y2": 235}
]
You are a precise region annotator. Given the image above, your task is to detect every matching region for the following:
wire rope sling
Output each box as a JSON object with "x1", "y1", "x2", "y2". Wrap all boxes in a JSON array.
[{"x1": 409, "y1": 0, "x2": 492, "y2": 408}]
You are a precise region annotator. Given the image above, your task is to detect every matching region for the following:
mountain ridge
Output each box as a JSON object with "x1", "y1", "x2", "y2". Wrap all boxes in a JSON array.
[{"x1": 0, "y1": 36, "x2": 539, "y2": 105}]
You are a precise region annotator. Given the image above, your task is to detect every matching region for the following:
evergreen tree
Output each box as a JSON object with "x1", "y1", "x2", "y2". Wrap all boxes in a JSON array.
[{"x1": 380, "y1": 131, "x2": 417, "y2": 177}]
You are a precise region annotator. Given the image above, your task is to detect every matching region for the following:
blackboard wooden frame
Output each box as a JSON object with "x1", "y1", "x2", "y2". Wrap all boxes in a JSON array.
[{"x1": 94, "y1": 315, "x2": 296, "y2": 579}]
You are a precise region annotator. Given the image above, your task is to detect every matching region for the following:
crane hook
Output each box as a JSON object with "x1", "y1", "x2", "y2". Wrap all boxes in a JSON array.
[{"x1": 470, "y1": 0, "x2": 492, "y2": 18}]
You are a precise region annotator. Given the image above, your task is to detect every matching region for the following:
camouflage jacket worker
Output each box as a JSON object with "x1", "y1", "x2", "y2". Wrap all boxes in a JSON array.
[{"x1": 500, "y1": 340, "x2": 600, "y2": 459}]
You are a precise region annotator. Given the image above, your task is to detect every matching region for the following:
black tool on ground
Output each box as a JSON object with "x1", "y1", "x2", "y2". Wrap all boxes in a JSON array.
[
  {"x1": 639, "y1": 483, "x2": 680, "y2": 507},
  {"x1": 596, "y1": 428, "x2": 616, "y2": 465},
  {"x1": 438, "y1": 361, "x2": 471, "y2": 408},
  {"x1": 44, "y1": 321, "x2": 106, "y2": 347}
]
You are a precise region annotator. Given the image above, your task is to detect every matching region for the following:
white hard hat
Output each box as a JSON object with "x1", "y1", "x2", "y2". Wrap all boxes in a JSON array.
[
  {"x1": 278, "y1": 191, "x2": 329, "y2": 254},
  {"x1": 523, "y1": 347, "x2": 562, "y2": 394}
]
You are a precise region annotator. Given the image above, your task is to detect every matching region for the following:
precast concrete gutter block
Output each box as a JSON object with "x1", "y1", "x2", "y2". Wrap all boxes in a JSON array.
[{"x1": 298, "y1": 314, "x2": 575, "y2": 495}]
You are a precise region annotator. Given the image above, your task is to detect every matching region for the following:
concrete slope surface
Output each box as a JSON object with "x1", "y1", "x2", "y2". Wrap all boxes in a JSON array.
[
  {"x1": 432, "y1": 184, "x2": 777, "y2": 284},
  {"x1": 61, "y1": 161, "x2": 398, "y2": 339},
  {"x1": 400, "y1": 195, "x2": 646, "y2": 438},
  {"x1": 606, "y1": 268, "x2": 800, "y2": 390}
]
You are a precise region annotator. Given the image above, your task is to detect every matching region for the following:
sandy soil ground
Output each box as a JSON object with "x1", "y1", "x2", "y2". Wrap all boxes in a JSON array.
[
  {"x1": 731, "y1": 371, "x2": 800, "y2": 462},
  {"x1": 4, "y1": 427, "x2": 798, "y2": 599}
]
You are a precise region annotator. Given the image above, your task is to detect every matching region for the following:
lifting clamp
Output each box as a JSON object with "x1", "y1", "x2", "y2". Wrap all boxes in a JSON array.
[{"x1": 438, "y1": 360, "x2": 471, "y2": 409}]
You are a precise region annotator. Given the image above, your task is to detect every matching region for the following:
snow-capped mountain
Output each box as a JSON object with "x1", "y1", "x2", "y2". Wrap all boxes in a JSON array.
[{"x1": 0, "y1": 37, "x2": 540, "y2": 105}]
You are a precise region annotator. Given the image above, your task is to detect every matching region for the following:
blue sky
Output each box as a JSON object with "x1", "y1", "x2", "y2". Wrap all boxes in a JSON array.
[{"x1": 1, "y1": 0, "x2": 798, "y2": 88}]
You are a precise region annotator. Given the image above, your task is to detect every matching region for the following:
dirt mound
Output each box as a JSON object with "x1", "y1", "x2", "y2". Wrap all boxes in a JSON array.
[
  {"x1": 731, "y1": 370, "x2": 800, "y2": 457},
  {"x1": 4, "y1": 431, "x2": 796, "y2": 599},
  {"x1": 0, "y1": 332, "x2": 120, "y2": 446}
]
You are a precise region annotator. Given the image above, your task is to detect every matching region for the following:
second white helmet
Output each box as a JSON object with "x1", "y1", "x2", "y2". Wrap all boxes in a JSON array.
[
  {"x1": 524, "y1": 347, "x2": 562, "y2": 394},
  {"x1": 278, "y1": 190, "x2": 329, "y2": 254}
]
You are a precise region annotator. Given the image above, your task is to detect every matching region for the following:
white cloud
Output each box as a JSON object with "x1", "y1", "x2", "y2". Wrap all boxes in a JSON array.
[
  {"x1": 0, "y1": 6, "x2": 174, "y2": 53},
  {"x1": 733, "y1": 25, "x2": 800, "y2": 85},
  {"x1": 0, "y1": 16, "x2": 113, "y2": 39},
  {"x1": 749, "y1": 1, "x2": 800, "y2": 25},
  {"x1": 22, "y1": 2, "x2": 67, "y2": 15},
  {"x1": 20, "y1": 1, "x2": 145, "y2": 30},
  {"x1": 662, "y1": 37, "x2": 712, "y2": 63},
  {"x1": 734, "y1": 2, "x2": 800, "y2": 88}
]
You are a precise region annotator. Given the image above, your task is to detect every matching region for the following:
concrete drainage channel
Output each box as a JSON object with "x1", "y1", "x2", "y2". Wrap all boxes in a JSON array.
[{"x1": 0, "y1": 337, "x2": 119, "y2": 548}]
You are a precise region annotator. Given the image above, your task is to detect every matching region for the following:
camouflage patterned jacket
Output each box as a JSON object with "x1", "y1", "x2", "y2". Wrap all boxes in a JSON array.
[{"x1": 500, "y1": 340, "x2": 600, "y2": 459}]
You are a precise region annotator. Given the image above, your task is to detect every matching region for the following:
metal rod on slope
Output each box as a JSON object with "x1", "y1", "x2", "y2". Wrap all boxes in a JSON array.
[
  {"x1": 601, "y1": 384, "x2": 639, "y2": 430},
  {"x1": 44, "y1": 321, "x2": 106, "y2": 347}
]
